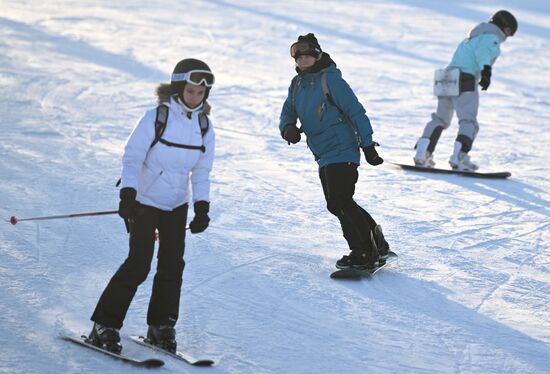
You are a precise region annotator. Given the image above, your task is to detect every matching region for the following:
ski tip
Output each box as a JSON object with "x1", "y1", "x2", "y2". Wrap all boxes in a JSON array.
[
  {"x1": 193, "y1": 359, "x2": 215, "y2": 366},
  {"x1": 142, "y1": 358, "x2": 165, "y2": 368}
]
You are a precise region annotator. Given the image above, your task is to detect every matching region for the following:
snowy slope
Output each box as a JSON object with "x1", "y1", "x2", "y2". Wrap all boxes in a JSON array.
[{"x1": 0, "y1": 0, "x2": 549, "y2": 373}]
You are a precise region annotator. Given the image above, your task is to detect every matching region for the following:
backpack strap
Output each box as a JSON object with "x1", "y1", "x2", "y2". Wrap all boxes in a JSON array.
[
  {"x1": 291, "y1": 75, "x2": 301, "y2": 115},
  {"x1": 198, "y1": 112, "x2": 210, "y2": 136},
  {"x1": 290, "y1": 70, "x2": 336, "y2": 113},
  {"x1": 290, "y1": 69, "x2": 362, "y2": 147},
  {"x1": 116, "y1": 104, "x2": 168, "y2": 187},
  {"x1": 151, "y1": 104, "x2": 209, "y2": 153},
  {"x1": 158, "y1": 138, "x2": 205, "y2": 153},
  {"x1": 116, "y1": 104, "x2": 207, "y2": 187},
  {"x1": 320, "y1": 69, "x2": 334, "y2": 105},
  {"x1": 150, "y1": 104, "x2": 169, "y2": 150},
  {"x1": 319, "y1": 69, "x2": 363, "y2": 147}
]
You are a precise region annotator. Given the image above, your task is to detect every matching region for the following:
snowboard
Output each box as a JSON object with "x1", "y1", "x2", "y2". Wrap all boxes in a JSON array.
[
  {"x1": 330, "y1": 251, "x2": 398, "y2": 279},
  {"x1": 60, "y1": 332, "x2": 164, "y2": 368},
  {"x1": 130, "y1": 335, "x2": 214, "y2": 367},
  {"x1": 392, "y1": 162, "x2": 511, "y2": 179}
]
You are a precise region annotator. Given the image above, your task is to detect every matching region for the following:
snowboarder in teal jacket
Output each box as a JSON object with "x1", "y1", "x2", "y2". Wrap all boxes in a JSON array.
[
  {"x1": 279, "y1": 45, "x2": 374, "y2": 168},
  {"x1": 414, "y1": 10, "x2": 518, "y2": 171},
  {"x1": 279, "y1": 33, "x2": 389, "y2": 270}
]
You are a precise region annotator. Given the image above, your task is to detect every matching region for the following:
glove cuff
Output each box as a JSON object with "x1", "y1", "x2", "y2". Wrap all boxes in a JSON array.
[
  {"x1": 363, "y1": 141, "x2": 379, "y2": 149},
  {"x1": 284, "y1": 123, "x2": 297, "y2": 130},
  {"x1": 194, "y1": 201, "x2": 210, "y2": 214},
  {"x1": 120, "y1": 187, "x2": 137, "y2": 200}
]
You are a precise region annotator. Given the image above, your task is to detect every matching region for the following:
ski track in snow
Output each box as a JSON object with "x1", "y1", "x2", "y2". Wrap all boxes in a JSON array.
[{"x1": 1, "y1": 1, "x2": 549, "y2": 373}]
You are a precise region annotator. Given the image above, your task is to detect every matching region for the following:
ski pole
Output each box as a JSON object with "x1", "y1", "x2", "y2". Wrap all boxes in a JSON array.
[{"x1": 8, "y1": 210, "x2": 118, "y2": 225}]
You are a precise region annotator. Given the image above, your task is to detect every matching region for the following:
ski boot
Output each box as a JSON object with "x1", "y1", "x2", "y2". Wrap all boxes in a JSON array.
[
  {"x1": 146, "y1": 325, "x2": 177, "y2": 353},
  {"x1": 449, "y1": 141, "x2": 478, "y2": 171},
  {"x1": 414, "y1": 138, "x2": 435, "y2": 167},
  {"x1": 88, "y1": 323, "x2": 122, "y2": 354},
  {"x1": 372, "y1": 225, "x2": 390, "y2": 265}
]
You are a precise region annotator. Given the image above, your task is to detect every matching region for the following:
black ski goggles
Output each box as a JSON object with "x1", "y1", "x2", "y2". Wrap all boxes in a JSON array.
[
  {"x1": 171, "y1": 70, "x2": 215, "y2": 87},
  {"x1": 290, "y1": 41, "x2": 322, "y2": 59}
]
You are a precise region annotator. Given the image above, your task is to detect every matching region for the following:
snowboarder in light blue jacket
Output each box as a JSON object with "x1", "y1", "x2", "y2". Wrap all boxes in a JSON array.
[
  {"x1": 414, "y1": 10, "x2": 518, "y2": 171},
  {"x1": 279, "y1": 33, "x2": 389, "y2": 271}
]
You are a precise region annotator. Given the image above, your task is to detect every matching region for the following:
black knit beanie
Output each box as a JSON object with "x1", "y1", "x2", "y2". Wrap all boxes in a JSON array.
[{"x1": 297, "y1": 33, "x2": 321, "y2": 49}]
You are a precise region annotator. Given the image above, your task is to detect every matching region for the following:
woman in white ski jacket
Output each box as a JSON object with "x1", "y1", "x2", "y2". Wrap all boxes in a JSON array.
[
  {"x1": 122, "y1": 87, "x2": 214, "y2": 211},
  {"x1": 88, "y1": 58, "x2": 215, "y2": 354}
]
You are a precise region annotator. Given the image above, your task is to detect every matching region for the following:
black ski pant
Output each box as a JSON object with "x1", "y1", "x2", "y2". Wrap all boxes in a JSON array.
[
  {"x1": 91, "y1": 203, "x2": 188, "y2": 329},
  {"x1": 319, "y1": 162, "x2": 378, "y2": 254}
]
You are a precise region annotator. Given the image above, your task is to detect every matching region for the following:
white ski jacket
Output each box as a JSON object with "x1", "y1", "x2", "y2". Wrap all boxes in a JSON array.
[{"x1": 120, "y1": 97, "x2": 215, "y2": 211}]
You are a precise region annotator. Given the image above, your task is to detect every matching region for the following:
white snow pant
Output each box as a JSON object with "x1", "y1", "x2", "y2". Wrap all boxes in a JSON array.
[{"x1": 420, "y1": 90, "x2": 479, "y2": 153}]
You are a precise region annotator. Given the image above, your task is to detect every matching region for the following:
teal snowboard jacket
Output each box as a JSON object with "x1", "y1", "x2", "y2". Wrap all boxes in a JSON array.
[
  {"x1": 279, "y1": 59, "x2": 374, "y2": 168},
  {"x1": 448, "y1": 22, "x2": 507, "y2": 76}
]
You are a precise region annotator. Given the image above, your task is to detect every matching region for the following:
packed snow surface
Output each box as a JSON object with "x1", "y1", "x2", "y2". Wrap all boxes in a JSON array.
[{"x1": 0, "y1": 1, "x2": 548, "y2": 373}]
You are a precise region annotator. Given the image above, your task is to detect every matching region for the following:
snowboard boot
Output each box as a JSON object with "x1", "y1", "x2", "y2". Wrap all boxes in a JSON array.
[
  {"x1": 336, "y1": 250, "x2": 379, "y2": 270},
  {"x1": 146, "y1": 325, "x2": 177, "y2": 353},
  {"x1": 336, "y1": 232, "x2": 379, "y2": 270},
  {"x1": 88, "y1": 323, "x2": 122, "y2": 354},
  {"x1": 372, "y1": 225, "x2": 390, "y2": 265},
  {"x1": 449, "y1": 141, "x2": 478, "y2": 171},
  {"x1": 413, "y1": 138, "x2": 435, "y2": 168}
]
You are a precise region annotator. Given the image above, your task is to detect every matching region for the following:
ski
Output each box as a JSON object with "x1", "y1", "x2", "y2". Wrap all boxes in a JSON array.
[
  {"x1": 60, "y1": 332, "x2": 164, "y2": 368},
  {"x1": 130, "y1": 335, "x2": 214, "y2": 367},
  {"x1": 391, "y1": 162, "x2": 511, "y2": 179},
  {"x1": 330, "y1": 251, "x2": 398, "y2": 279}
]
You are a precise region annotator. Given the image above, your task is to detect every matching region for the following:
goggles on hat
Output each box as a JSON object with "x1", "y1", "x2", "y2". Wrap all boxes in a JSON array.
[
  {"x1": 171, "y1": 70, "x2": 215, "y2": 87},
  {"x1": 290, "y1": 42, "x2": 322, "y2": 59}
]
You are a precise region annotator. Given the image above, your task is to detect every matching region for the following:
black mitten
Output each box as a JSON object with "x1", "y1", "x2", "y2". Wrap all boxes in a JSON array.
[
  {"x1": 189, "y1": 201, "x2": 210, "y2": 234},
  {"x1": 363, "y1": 143, "x2": 384, "y2": 166},
  {"x1": 479, "y1": 65, "x2": 492, "y2": 91},
  {"x1": 118, "y1": 187, "x2": 139, "y2": 219},
  {"x1": 282, "y1": 124, "x2": 301, "y2": 144}
]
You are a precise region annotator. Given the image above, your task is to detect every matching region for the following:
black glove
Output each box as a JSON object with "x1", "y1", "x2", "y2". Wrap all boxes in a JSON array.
[
  {"x1": 479, "y1": 65, "x2": 492, "y2": 91},
  {"x1": 282, "y1": 123, "x2": 301, "y2": 144},
  {"x1": 189, "y1": 201, "x2": 210, "y2": 234},
  {"x1": 118, "y1": 187, "x2": 139, "y2": 220},
  {"x1": 363, "y1": 143, "x2": 384, "y2": 166}
]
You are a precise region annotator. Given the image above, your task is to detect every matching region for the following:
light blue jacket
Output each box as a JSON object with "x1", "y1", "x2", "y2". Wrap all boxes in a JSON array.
[
  {"x1": 448, "y1": 22, "x2": 507, "y2": 76},
  {"x1": 279, "y1": 64, "x2": 373, "y2": 168}
]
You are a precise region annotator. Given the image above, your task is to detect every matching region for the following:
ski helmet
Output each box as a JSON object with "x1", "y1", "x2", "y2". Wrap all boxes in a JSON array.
[
  {"x1": 490, "y1": 10, "x2": 518, "y2": 36},
  {"x1": 171, "y1": 58, "x2": 214, "y2": 101}
]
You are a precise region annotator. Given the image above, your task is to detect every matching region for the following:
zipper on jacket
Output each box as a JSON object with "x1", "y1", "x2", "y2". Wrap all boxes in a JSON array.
[{"x1": 142, "y1": 170, "x2": 163, "y2": 194}]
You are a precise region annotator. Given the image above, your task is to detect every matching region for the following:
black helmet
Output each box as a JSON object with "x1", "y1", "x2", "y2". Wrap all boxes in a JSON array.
[
  {"x1": 171, "y1": 58, "x2": 215, "y2": 100},
  {"x1": 490, "y1": 10, "x2": 518, "y2": 36}
]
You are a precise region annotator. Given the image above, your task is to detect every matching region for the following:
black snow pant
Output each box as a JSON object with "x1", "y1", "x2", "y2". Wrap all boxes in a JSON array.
[
  {"x1": 91, "y1": 203, "x2": 188, "y2": 329},
  {"x1": 319, "y1": 162, "x2": 378, "y2": 255}
]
